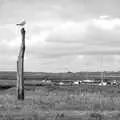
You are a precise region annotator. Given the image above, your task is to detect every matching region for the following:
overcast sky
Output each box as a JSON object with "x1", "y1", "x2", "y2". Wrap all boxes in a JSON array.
[{"x1": 0, "y1": 0, "x2": 120, "y2": 72}]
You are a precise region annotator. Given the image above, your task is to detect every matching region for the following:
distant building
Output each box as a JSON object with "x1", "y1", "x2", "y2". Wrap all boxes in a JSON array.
[
  {"x1": 82, "y1": 79, "x2": 95, "y2": 83},
  {"x1": 73, "y1": 80, "x2": 82, "y2": 85},
  {"x1": 59, "y1": 82, "x2": 64, "y2": 85},
  {"x1": 98, "y1": 82, "x2": 107, "y2": 86},
  {"x1": 73, "y1": 81, "x2": 79, "y2": 85}
]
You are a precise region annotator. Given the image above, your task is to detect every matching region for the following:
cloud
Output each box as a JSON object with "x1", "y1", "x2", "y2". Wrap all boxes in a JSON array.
[
  {"x1": 1, "y1": 0, "x2": 120, "y2": 24},
  {"x1": 1, "y1": 0, "x2": 120, "y2": 72},
  {"x1": 36, "y1": 18, "x2": 120, "y2": 58}
]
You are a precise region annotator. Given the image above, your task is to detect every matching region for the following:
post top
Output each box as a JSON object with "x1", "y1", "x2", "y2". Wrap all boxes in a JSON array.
[{"x1": 21, "y1": 27, "x2": 26, "y2": 34}]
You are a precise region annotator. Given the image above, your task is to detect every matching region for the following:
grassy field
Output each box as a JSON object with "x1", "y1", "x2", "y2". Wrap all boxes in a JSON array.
[
  {"x1": 0, "y1": 71, "x2": 120, "y2": 119},
  {"x1": 0, "y1": 83, "x2": 119, "y2": 120}
]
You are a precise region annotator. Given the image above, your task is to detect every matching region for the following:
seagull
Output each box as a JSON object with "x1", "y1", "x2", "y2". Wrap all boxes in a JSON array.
[{"x1": 16, "y1": 19, "x2": 26, "y2": 26}]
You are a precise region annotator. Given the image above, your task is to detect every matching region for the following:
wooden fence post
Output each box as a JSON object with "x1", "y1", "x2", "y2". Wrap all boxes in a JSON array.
[{"x1": 17, "y1": 27, "x2": 26, "y2": 100}]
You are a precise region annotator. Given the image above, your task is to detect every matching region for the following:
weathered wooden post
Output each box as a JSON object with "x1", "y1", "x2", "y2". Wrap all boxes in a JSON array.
[{"x1": 17, "y1": 26, "x2": 26, "y2": 100}]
